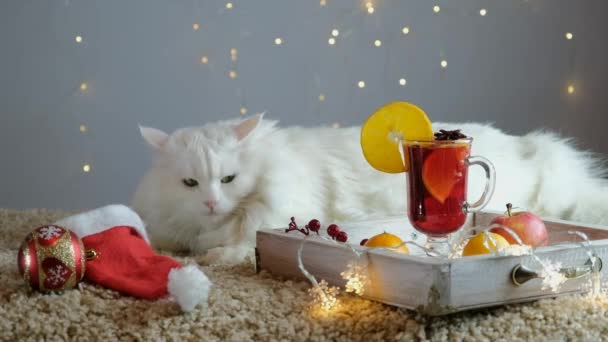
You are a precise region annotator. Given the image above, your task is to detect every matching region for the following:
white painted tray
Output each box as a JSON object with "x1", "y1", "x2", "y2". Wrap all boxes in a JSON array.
[{"x1": 255, "y1": 211, "x2": 608, "y2": 315}]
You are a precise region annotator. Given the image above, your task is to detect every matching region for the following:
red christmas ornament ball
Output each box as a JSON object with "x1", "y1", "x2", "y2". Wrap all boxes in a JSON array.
[{"x1": 17, "y1": 225, "x2": 86, "y2": 292}]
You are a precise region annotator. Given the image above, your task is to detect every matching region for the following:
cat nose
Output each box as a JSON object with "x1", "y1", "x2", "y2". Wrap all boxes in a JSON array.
[{"x1": 203, "y1": 200, "x2": 218, "y2": 210}]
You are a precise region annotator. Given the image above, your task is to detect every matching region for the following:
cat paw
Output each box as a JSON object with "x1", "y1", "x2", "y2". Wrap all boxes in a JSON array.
[{"x1": 200, "y1": 246, "x2": 249, "y2": 265}]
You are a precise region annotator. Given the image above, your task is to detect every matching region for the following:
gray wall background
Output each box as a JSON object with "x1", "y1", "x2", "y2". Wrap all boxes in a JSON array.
[{"x1": 1, "y1": 0, "x2": 607, "y2": 210}]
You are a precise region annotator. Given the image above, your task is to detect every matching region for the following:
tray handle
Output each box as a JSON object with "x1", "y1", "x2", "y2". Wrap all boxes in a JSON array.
[{"x1": 511, "y1": 257, "x2": 603, "y2": 286}]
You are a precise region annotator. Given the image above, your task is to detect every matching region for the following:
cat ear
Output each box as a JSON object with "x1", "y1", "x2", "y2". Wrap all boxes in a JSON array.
[
  {"x1": 139, "y1": 125, "x2": 169, "y2": 149},
  {"x1": 233, "y1": 113, "x2": 264, "y2": 141}
]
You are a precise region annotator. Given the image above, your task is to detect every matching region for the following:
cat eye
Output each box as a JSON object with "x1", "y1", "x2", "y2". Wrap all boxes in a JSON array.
[
  {"x1": 182, "y1": 178, "x2": 199, "y2": 187},
  {"x1": 221, "y1": 174, "x2": 236, "y2": 184}
]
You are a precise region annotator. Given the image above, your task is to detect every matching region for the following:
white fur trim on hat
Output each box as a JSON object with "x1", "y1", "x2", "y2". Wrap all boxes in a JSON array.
[
  {"x1": 55, "y1": 204, "x2": 149, "y2": 242},
  {"x1": 168, "y1": 265, "x2": 212, "y2": 312}
]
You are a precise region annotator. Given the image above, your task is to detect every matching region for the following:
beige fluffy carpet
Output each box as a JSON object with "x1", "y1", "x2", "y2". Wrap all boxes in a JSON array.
[{"x1": 1, "y1": 209, "x2": 608, "y2": 341}]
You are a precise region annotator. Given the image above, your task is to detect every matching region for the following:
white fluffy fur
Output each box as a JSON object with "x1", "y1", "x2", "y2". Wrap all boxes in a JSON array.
[
  {"x1": 167, "y1": 265, "x2": 212, "y2": 312},
  {"x1": 131, "y1": 115, "x2": 608, "y2": 264},
  {"x1": 55, "y1": 204, "x2": 149, "y2": 241}
]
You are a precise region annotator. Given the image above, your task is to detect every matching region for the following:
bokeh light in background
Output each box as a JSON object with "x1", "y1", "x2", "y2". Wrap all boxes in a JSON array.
[{"x1": 1, "y1": 0, "x2": 606, "y2": 209}]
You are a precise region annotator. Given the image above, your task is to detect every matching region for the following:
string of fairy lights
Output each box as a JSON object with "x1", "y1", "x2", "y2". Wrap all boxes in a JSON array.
[{"x1": 70, "y1": 1, "x2": 578, "y2": 174}]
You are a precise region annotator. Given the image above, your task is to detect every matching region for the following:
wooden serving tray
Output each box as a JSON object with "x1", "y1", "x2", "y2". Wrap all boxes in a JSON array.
[{"x1": 255, "y1": 211, "x2": 608, "y2": 315}]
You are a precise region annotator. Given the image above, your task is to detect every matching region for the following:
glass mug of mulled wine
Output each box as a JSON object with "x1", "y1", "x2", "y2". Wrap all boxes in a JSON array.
[{"x1": 402, "y1": 137, "x2": 496, "y2": 254}]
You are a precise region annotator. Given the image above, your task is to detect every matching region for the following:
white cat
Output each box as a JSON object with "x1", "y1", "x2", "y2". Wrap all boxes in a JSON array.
[{"x1": 131, "y1": 114, "x2": 608, "y2": 264}]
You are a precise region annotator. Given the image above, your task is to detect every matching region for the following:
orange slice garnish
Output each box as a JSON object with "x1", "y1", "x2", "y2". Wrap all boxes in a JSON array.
[
  {"x1": 360, "y1": 102, "x2": 434, "y2": 173},
  {"x1": 421, "y1": 145, "x2": 469, "y2": 203}
]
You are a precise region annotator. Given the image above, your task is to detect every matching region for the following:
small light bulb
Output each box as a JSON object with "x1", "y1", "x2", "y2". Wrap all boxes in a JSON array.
[
  {"x1": 399, "y1": 78, "x2": 407, "y2": 86},
  {"x1": 479, "y1": 9, "x2": 487, "y2": 16},
  {"x1": 565, "y1": 32, "x2": 574, "y2": 40},
  {"x1": 332, "y1": 122, "x2": 341, "y2": 128},
  {"x1": 226, "y1": 2, "x2": 233, "y2": 9},
  {"x1": 229, "y1": 70, "x2": 237, "y2": 79},
  {"x1": 79, "y1": 83, "x2": 88, "y2": 91},
  {"x1": 320, "y1": 0, "x2": 327, "y2": 6},
  {"x1": 441, "y1": 60, "x2": 448, "y2": 68},
  {"x1": 402, "y1": 26, "x2": 410, "y2": 35},
  {"x1": 200, "y1": 56, "x2": 209, "y2": 64},
  {"x1": 433, "y1": 5, "x2": 440, "y2": 13},
  {"x1": 240, "y1": 107, "x2": 247, "y2": 115},
  {"x1": 567, "y1": 85, "x2": 575, "y2": 94},
  {"x1": 230, "y1": 48, "x2": 238, "y2": 55},
  {"x1": 82, "y1": 164, "x2": 91, "y2": 172},
  {"x1": 192, "y1": 23, "x2": 200, "y2": 31},
  {"x1": 367, "y1": 7, "x2": 374, "y2": 14},
  {"x1": 274, "y1": 37, "x2": 283, "y2": 45},
  {"x1": 374, "y1": 40, "x2": 382, "y2": 47},
  {"x1": 328, "y1": 37, "x2": 336, "y2": 45},
  {"x1": 319, "y1": 94, "x2": 326, "y2": 102},
  {"x1": 79, "y1": 125, "x2": 87, "y2": 133},
  {"x1": 75, "y1": 35, "x2": 83, "y2": 43},
  {"x1": 357, "y1": 81, "x2": 365, "y2": 88},
  {"x1": 331, "y1": 29, "x2": 339, "y2": 37}
]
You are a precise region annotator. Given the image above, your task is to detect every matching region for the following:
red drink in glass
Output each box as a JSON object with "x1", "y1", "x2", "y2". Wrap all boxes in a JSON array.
[{"x1": 405, "y1": 141, "x2": 471, "y2": 237}]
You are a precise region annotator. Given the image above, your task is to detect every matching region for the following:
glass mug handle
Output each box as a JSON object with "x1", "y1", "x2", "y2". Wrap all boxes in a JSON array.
[{"x1": 464, "y1": 155, "x2": 496, "y2": 213}]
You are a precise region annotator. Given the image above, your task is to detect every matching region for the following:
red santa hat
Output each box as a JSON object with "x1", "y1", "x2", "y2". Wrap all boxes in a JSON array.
[{"x1": 54, "y1": 204, "x2": 211, "y2": 312}]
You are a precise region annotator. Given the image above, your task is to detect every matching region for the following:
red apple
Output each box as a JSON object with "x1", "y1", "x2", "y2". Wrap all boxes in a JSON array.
[{"x1": 489, "y1": 203, "x2": 548, "y2": 247}]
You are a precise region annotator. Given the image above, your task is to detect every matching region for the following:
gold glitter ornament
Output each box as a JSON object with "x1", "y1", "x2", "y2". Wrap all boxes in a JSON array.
[{"x1": 17, "y1": 225, "x2": 86, "y2": 292}]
